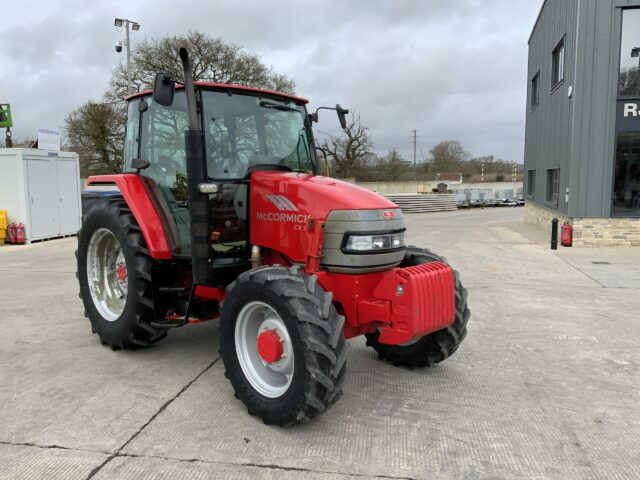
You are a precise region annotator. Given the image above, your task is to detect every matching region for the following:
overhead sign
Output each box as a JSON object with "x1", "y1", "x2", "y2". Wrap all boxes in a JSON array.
[
  {"x1": 616, "y1": 100, "x2": 640, "y2": 132},
  {"x1": 0, "y1": 104, "x2": 12, "y2": 128},
  {"x1": 38, "y1": 128, "x2": 61, "y2": 151}
]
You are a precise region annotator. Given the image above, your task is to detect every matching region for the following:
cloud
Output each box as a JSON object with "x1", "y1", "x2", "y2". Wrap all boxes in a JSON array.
[{"x1": 0, "y1": 0, "x2": 540, "y2": 161}]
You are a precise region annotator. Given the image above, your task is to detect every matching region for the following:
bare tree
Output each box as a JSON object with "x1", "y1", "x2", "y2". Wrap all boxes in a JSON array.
[
  {"x1": 320, "y1": 113, "x2": 373, "y2": 179},
  {"x1": 105, "y1": 31, "x2": 295, "y2": 105},
  {"x1": 316, "y1": 145, "x2": 331, "y2": 177},
  {"x1": 429, "y1": 140, "x2": 470, "y2": 174},
  {"x1": 65, "y1": 102, "x2": 126, "y2": 177},
  {"x1": 376, "y1": 148, "x2": 409, "y2": 181}
]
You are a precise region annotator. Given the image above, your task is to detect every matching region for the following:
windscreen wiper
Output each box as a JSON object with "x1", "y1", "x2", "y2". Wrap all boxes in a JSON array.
[{"x1": 259, "y1": 100, "x2": 298, "y2": 112}]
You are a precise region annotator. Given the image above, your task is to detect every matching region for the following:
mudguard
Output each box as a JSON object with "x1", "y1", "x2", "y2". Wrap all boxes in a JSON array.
[{"x1": 86, "y1": 174, "x2": 172, "y2": 259}]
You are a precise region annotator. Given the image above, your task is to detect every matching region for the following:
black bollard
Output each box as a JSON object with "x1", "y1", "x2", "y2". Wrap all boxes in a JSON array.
[{"x1": 551, "y1": 218, "x2": 558, "y2": 250}]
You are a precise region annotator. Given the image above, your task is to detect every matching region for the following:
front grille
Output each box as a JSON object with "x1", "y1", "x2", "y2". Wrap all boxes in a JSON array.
[{"x1": 321, "y1": 208, "x2": 406, "y2": 273}]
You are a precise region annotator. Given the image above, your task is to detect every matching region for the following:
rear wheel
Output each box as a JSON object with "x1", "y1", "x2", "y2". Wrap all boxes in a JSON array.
[
  {"x1": 76, "y1": 197, "x2": 167, "y2": 350},
  {"x1": 365, "y1": 246, "x2": 470, "y2": 368},
  {"x1": 220, "y1": 265, "x2": 346, "y2": 426}
]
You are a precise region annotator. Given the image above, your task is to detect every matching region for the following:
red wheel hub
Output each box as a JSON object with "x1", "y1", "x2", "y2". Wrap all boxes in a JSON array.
[
  {"x1": 116, "y1": 263, "x2": 127, "y2": 282},
  {"x1": 256, "y1": 329, "x2": 284, "y2": 364}
]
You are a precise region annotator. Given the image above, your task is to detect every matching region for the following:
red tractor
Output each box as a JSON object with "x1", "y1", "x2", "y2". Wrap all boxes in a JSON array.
[{"x1": 77, "y1": 49, "x2": 470, "y2": 425}]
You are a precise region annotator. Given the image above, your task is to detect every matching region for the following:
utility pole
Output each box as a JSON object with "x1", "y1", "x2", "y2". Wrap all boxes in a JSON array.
[
  {"x1": 114, "y1": 18, "x2": 140, "y2": 94},
  {"x1": 481, "y1": 162, "x2": 484, "y2": 182},
  {"x1": 411, "y1": 130, "x2": 417, "y2": 167},
  {"x1": 125, "y1": 24, "x2": 131, "y2": 93}
]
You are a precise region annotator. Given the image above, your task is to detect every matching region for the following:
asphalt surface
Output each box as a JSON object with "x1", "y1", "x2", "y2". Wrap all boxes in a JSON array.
[{"x1": 0, "y1": 207, "x2": 638, "y2": 480}]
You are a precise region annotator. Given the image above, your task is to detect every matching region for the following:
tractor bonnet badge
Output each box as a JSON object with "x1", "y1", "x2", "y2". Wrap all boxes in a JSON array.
[
  {"x1": 265, "y1": 195, "x2": 298, "y2": 211},
  {"x1": 383, "y1": 211, "x2": 394, "y2": 219},
  {"x1": 258, "y1": 194, "x2": 309, "y2": 229}
]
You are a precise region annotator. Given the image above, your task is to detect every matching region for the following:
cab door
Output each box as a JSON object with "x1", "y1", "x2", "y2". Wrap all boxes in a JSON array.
[{"x1": 126, "y1": 93, "x2": 191, "y2": 256}]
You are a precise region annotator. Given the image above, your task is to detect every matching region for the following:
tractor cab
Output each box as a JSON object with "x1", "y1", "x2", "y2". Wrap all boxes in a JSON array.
[{"x1": 124, "y1": 83, "x2": 317, "y2": 261}]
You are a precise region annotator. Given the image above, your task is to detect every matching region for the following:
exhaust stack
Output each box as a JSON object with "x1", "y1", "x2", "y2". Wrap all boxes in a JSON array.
[{"x1": 180, "y1": 47, "x2": 212, "y2": 285}]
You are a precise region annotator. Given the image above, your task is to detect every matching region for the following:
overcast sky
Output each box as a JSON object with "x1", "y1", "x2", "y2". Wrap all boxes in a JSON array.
[{"x1": 1, "y1": 0, "x2": 541, "y2": 163}]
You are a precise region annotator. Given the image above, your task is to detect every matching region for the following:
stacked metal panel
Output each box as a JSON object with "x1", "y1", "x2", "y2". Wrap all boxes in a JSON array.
[{"x1": 383, "y1": 194, "x2": 458, "y2": 214}]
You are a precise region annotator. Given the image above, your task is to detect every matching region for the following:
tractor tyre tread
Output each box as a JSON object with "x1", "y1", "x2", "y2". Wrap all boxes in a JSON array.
[
  {"x1": 76, "y1": 197, "x2": 167, "y2": 350},
  {"x1": 365, "y1": 246, "x2": 470, "y2": 368},
  {"x1": 220, "y1": 265, "x2": 347, "y2": 426}
]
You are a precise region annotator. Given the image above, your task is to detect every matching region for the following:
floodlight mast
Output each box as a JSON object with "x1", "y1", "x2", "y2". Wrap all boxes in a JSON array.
[{"x1": 114, "y1": 18, "x2": 140, "y2": 94}]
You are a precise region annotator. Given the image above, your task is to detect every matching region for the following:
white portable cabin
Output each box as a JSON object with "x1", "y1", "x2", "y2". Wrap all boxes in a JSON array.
[{"x1": 0, "y1": 148, "x2": 81, "y2": 243}]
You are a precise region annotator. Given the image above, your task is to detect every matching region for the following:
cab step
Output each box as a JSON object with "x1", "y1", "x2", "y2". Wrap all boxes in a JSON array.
[{"x1": 150, "y1": 317, "x2": 185, "y2": 329}]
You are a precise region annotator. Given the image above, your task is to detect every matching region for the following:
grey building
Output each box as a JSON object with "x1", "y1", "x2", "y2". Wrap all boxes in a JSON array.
[{"x1": 524, "y1": 0, "x2": 640, "y2": 245}]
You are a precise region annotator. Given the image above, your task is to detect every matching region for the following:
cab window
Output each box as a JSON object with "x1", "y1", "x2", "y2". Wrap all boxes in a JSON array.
[
  {"x1": 123, "y1": 99, "x2": 140, "y2": 172},
  {"x1": 202, "y1": 90, "x2": 314, "y2": 179}
]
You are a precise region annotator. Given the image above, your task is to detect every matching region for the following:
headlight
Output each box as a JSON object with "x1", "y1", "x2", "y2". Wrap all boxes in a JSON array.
[
  {"x1": 391, "y1": 230, "x2": 406, "y2": 248},
  {"x1": 344, "y1": 231, "x2": 406, "y2": 253}
]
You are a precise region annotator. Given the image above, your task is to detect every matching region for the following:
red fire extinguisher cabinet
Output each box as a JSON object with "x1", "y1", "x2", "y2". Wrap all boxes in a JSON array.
[{"x1": 561, "y1": 222, "x2": 573, "y2": 247}]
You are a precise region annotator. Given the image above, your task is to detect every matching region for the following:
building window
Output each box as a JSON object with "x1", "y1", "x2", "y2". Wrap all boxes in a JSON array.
[
  {"x1": 527, "y1": 169, "x2": 536, "y2": 196},
  {"x1": 618, "y1": 8, "x2": 640, "y2": 96},
  {"x1": 531, "y1": 71, "x2": 540, "y2": 109},
  {"x1": 551, "y1": 37, "x2": 565, "y2": 88},
  {"x1": 613, "y1": 132, "x2": 640, "y2": 216},
  {"x1": 546, "y1": 168, "x2": 559, "y2": 206}
]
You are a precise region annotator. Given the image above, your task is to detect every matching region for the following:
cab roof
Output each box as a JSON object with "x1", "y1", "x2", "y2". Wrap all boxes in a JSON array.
[{"x1": 125, "y1": 81, "x2": 309, "y2": 104}]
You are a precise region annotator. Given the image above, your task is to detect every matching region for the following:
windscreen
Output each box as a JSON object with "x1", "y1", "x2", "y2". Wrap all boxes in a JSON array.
[{"x1": 202, "y1": 90, "x2": 315, "y2": 179}]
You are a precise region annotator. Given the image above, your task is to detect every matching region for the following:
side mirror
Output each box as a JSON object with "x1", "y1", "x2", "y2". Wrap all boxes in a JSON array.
[
  {"x1": 336, "y1": 104, "x2": 349, "y2": 129},
  {"x1": 131, "y1": 157, "x2": 150, "y2": 172},
  {"x1": 153, "y1": 73, "x2": 175, "y2": 106}
]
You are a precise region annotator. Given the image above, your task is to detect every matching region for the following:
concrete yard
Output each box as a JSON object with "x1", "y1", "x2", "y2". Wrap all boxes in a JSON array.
[{"x1": 0, "y1": 208, "x2": 638, "y2": 479}]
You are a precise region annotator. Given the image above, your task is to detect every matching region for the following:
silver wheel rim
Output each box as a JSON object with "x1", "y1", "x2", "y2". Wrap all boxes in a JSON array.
[
  {"x1": 235, "y1": 301, "x2": 294, "y2": 398},
  {"x1": 86, "y1": 228, "x2": 128, "y2": 322}
]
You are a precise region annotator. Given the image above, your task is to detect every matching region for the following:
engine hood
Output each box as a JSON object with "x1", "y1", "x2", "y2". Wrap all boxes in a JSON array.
[
  {"x1": 249, "y1": 172, "x2": 401, "y2": 264},
  {"x1": 250, "y1": 172, "x2": 397, "y2": 218}
]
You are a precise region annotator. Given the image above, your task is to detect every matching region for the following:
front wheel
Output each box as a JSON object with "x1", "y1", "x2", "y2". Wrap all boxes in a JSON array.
[
  {"x1": 365, "y1": 246, "x2": 470, "y2": 368},
  {"x1": 220, "y1": 265, "x2": 347, "y2": 426}
]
